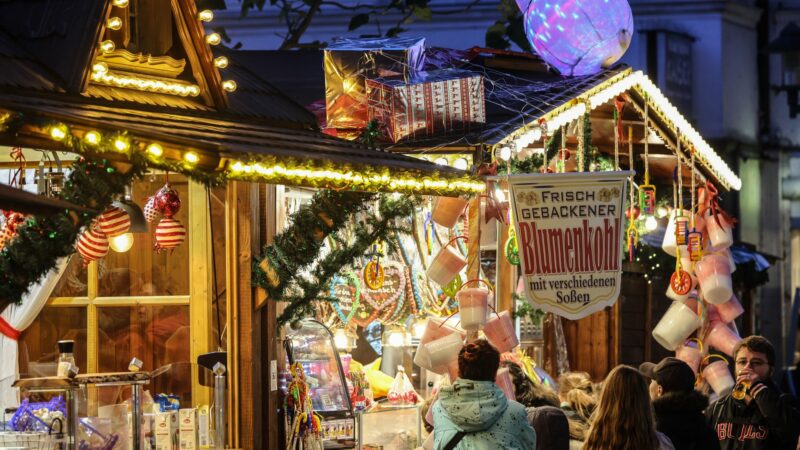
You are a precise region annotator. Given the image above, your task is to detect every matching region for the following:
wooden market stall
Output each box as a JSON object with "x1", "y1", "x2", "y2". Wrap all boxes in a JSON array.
[{"x1": 0, "y1": 2, "x2": 482, "y2": 449}]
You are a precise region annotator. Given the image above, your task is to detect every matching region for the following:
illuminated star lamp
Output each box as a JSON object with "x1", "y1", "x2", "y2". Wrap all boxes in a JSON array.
[{"x1": 518, "y1": 0, "x2": 634, "y2": 76}]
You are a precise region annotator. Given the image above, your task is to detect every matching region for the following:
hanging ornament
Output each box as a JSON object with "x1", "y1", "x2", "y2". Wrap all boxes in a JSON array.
[
  {"x1": 154, "y1": 217, "x2": 186, "y2": 251},
  {"x1": 76, "y1": 228, "x2": 109, "y2": 264},
  {"x1": 0, "y1": 212, "x2": 25, "y2": 251},
  {"x1": 363, "y1": 243, "x2": 385, "y2": 290},
  {"x1": 143, "y1": 196, "x2": 161, "y2": 223},
  {"x1": 154, "y1": 183, "x2": 181, "y2": 217},
  {"x1": 519, "y1": 0, "x2": 634, "y2": 76},
  {"x1": 638, "y1": 94, "x2": 657, "y2": 217},
  {"x1": 670, "y1": 248, "x2": 692, "y2": 296},
  {"x1": 423, "y1": 213, "x2": 434, "y2": 256},
  {"x1": 675, "y1": 151, "x2": 689, "y2": 247},
  {"x1": 98, "y1": 206, "x2": 131, "y2": 237}
]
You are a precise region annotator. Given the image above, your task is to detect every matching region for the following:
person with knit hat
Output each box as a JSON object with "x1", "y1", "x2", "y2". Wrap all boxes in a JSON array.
[{"x1": 639, "y1": 357, "x2": 720, "y2": 450}]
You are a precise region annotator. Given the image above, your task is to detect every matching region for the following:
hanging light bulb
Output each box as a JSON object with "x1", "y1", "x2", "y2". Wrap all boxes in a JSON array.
[
  {"x1": 213, "y1": 56, "x2": 229, "y2": 68},
  {"x1": 434, "y1": 157, "x2": 448, "y2": 166},
  {"x1": 197, "y1": 10, "x2": 214, "y2": 22},
  {"x1": 412, "y1": 317, "x2": 428, "y2": 340},
  {"x1": 146, "y1": 143, "x2": 163, "y2": 157},
  {"x1": 112, "y1": 0, "x2": 129, "y2": 7},
  {"x1": 107, "y1": 17, "x2": 123, "y2": 30},
  {"x1": 656, "y1": 205, "x2": 669, "y2": 218},
  {"x1": 205, "y1": 32, "x2": 222, "y2": 45},
  {"x1": 100, "y1": 40, "x2": 116, "y2": 53},
  {"x1": 113, "y1": 137, "x2": 130, "y2": 152},
  {"x1": 109, "y1": 232, "x2": 134, "y2": 252},
  {"x1": 645, "y1": 215, "x2": 658, "y2": 231},
  {"x1": 453, "y1": 158, "x2": 469, "y2": 170},
  {"x1": 387, "y1": 330, "x2": 406, "y2": 347},
  {"x1": 92, "y1": 62, "x2": 109, "y2": 74},
  {"x1": 49, "y1": 124, "x2": 68, "y2": 141},
  {"x1": 184, "y1": 151, "x2": 200, "y2": 165},
  {"x1": 222, "y1": 80, "x2": 237, "y2": 92},
  {"x1": 83, "y1": 131, "x2": 101, "y2": 145},
  {"x1": 498, "y1": 146, "x2": 512, "y2": 161}
]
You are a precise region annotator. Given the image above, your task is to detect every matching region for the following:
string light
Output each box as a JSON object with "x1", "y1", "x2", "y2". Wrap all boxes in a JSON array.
[
  {"x1": 228, "y1": 161, "x2": 485, "y2": 195},
  {"x1": 49, "y1": 125, "x2": 68, "y2": 141},
  {"x1": 109, "y1": 233, "x2": 134, "y2": 252},
  {"x1": 100, "y1": 40, "x2": 115, "y2": 53},
  {"x1": 205, "y1": 32, "x2": 221, "y2": 45},
  {"x1": 222, "y1": 80, "x2": 237, "y2": 92},
  {"x1": 213, "y1": 56, "x2": 229, "y2": 68},
  {"x1": 91, "y1": 69, "x2": 201, "y2": 97},
  {"x1": 197, "y1": 10, "x2": 214, "y2": 22},
  {"x1": 183, "y1": 151, "x2": 199, "y2": 165},
  {"x1": 146, "y1": 143, "x2": 163, "y2": 157},
  {"x1": 112, "y1": 0, "x2": 129, "y2": 7},
  {"x1": 106, "y1": 17, "x2": 123, "y2": 30},
  {"x1": 453, "y1": 158, "x2": 469, "y2": 170},
  {"x1": 498, "y1": 146, "x2": 512, "y2": 161},
  {"x1": 83, "y1": 131, "x2": 101, "y2": 145},
  {"x1": 434, "y1": 158, "x2": 448, "y2": 166},
  {"x1": 645, "y1": 215, "x2": 658, "y2": 231},
  {"x1": 113, "y1": 137, "x2": 130, "y2": 152}
]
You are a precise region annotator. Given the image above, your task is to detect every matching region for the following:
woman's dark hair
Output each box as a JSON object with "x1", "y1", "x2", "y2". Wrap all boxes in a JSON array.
[
  {"x1": 501, "y1": 361, "x2": 559, "y2": 407},
  {"x1": 458, "y1": 340, "x2": 500, "y2": 381}
]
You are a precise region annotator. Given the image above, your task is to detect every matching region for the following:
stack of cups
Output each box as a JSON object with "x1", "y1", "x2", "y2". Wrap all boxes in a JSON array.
[
  {"x1": 414, "y1": 317, "x2": 466, "y2": 374},
  {"x1": 662, "y1": 211, "x2": 690, "y2": 257},
  {"x1": 704, "y1": 321, "x2": 741, "y2": 356},
  {"x1": 456, "y1": 285, "x2": 491, "y2": 331},
  {"x1": 714, "y1": 294, "x2": 744, "y2": 324},
  {"x1": 417, "y1": 333, "x2": 464, "y2": 375}
]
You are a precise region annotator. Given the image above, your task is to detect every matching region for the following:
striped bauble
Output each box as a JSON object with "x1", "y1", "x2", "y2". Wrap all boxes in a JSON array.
[
  {"x1": 143, "y1": 196, "x2": 161, "y2": 223},
  {"x1": 76, "y1": 228, "x2": 108, "y2": 264},
  {"x1": 98, "y1": 206, "x2": 131, "y2": 237},
  {"x1": 154, "y1": 217, "x2": 186, "y2": 251}
]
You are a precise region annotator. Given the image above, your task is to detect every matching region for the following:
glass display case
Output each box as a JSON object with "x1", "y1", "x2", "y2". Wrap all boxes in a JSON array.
[{"x1": 285, "y1": 319, "x2": 355, "y2": 449}]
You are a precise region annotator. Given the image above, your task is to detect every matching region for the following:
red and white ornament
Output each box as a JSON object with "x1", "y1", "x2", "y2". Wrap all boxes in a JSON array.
[
  {"x1": 76, "y1": 228, "x2": 109, "y2": 264},
  {"x1": 154, "y1": 217, "x2": 186, "y2": 251},
  {"x1": 0, "y1": 212, "x2": 25, "y2": 251},
  {"x1": 143, "y1": 196, "x2": 161, "y2": 223},
  {"x1": 154, "y1": 184, "x2": 181, "y2": 217},
  {"x1": 98, "y1": 206, "x2": 131, "y2": 237}
]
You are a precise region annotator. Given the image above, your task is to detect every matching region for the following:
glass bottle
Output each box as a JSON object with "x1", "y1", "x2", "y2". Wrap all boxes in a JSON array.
[{"x1": 56, "y1": 340, "x2": 76, "y2": 377}]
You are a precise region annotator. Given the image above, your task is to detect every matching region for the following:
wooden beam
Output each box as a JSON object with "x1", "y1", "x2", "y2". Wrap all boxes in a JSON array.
[{"x1": 189, "y1": 180, "x2": 213, "y2": 407}]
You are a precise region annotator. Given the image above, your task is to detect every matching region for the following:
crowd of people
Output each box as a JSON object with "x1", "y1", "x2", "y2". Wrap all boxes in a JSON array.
[{"x1": 417, "y1": 335, "x2": 800, "y2": 450}]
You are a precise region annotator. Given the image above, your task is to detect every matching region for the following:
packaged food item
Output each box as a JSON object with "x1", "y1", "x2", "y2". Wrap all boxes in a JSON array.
[
  {"x1": 179, "y1": 408, "x2": 197, "y2": 449},
  {"x1": 387, "y1": 366, "x2": 419, "y2": 405},
  {"x1": 154, "y1": 411, "x2": 178, "y2": 450},
  {"x1": 197, "y1": 405, "x2": 212, "y2": 448}
]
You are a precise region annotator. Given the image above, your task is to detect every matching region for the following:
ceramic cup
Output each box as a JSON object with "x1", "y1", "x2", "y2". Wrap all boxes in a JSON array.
[
  {"x1": 495, "y1": 368, "x2": 516, "y2": 401},
  {"x1": 484, "y1": 311, "x2": 519, "y2": 353},
  {"x1": 419, "y1": 316, "x2": 466, "y2": 345},
  {"x1": 457, "y1": 287, "x2": 490, "y2": 331},
  {"x1": 662, "y1": 211, "x2": 690, "y2": 257},
  {"x1": 696, "y1": 253, "x2": 733, "y2": 304},
  {"x1": 652, "y1": 301, "x2": 702, "y2": 351},
  {"x1": 703, "y1": 359, "x2": 735, "y2": 396},
  {"x1": 431, "y1": 196, "x2": 468, "y2": 229},
  {"x1": 715, "y1": 294, "x2": 744, "y2": 324},
  {"x1": 705, "y1": 321, "x2": 741, "y2": 356},
  {"x1": 675, "y1": 341, "x2": 703, "y2": 373},
  {"x1": 427, "y1": 245, "x2": 467, "y2": 286},
  {"x1": 705, "y1": 213, "x2": 733, "y2": 250}
]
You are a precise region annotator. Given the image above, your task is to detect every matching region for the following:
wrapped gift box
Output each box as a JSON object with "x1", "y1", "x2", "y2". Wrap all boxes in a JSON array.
[
  {"x1": 366, "y1": 69, "x2": 485, "y2": 142},
  {"x1": 324, "y1": 37, "x2": 426, "y2": 131}
]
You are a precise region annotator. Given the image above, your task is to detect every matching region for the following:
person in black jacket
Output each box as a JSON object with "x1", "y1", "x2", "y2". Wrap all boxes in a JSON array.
[
  {"x1": 639, "y1": 357, "x2": 720, "y2": 450},
  {"x1": 706, "y1": 335, "x2": 800, "y2": 450}
]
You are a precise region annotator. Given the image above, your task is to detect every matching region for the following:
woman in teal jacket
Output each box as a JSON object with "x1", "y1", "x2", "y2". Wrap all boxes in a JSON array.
[{"x1": 431, "y1": 340, "x2": 537, "y2": 450}]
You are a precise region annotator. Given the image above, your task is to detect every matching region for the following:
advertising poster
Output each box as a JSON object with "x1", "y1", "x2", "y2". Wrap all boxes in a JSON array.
[{"x1": 509, "y1": 171, "x2": 632, "y2": 320}]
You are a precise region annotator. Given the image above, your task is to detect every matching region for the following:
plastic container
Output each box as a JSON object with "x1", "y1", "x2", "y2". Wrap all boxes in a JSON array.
[
  {"x1": 483, "y1": 311, "x2": 519, "y2": 353},
  {"x1": 704, "y1": 321, "x2": 741, "y2": 356},
  {"x1": 418, "y1": 316, "x2": 466, "y2": 345},
  {"x1": 695, "y1": 253, "x2": 733, "y2": 304},
  {"x1": 703, "y1": 357, "x2": 735, "y2": 396},
  {"x1": 675, "y1": 339, "x2": 703, "y2": 373},
  {"x1": 431, "y1": 196, "x2": 468, "y2": 228},
  {"x1": 652, "y1": 301, "x2": 702, "y2": 351},
  {"x1": 715, "y1": 294, "x2": 744, "y2": 324},
  {"x1": 427, "y1": 244, "x2": 467, "y2": 286},
  {"x1": 419, "y1": 333, "x2": 464, "y2": 374},
  {"x1": 495, "y1": 368, "x2": 516, "y2": 401},
  {"x1": 456, "y1": 287, "x2": 490, "y2": 331}
]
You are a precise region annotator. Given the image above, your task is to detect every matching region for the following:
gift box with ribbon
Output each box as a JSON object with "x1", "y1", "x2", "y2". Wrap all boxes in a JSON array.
[
  {"x1": 366, "y1": 68, "x2": 486, "y2": 143},
  {"x1": 324, "y1": 37, "x2": 426, "y2": 131}
]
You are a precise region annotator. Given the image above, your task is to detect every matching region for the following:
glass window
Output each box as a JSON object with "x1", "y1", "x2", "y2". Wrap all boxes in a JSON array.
[
  {"x1": 18, "y1": 307, "x2": 87, "y2": 377},
  {"x1": 98, "y1": 174, "x2": 190, "y2": 297},
  {"x1": 51, "y1": 255, "x2": 88, "y2": 297}
]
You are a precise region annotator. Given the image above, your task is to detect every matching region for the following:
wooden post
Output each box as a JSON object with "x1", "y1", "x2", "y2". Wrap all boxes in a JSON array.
[
  {"x1": 466, "y1": 197, "x2": 481, "y2": 281},
  {"x1": 189, "y1": 180, "x2": 213, "y2": 407}
]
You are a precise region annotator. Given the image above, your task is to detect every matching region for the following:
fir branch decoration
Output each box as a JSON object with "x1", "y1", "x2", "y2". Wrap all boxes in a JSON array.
[
  {"x1": 253, "y1": 191, "x2": 420, "y2": 327},
  {"x1": 0, "y1": 155, "x2": 146, "y2": 311}
]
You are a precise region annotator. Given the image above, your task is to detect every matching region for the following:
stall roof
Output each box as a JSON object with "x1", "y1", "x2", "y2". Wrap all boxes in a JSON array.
[
  {"x1": 253, "y1": 47, "x2": 740, "y2": 191},
  {"x1": 0, "y1": 0, "x2": 482, "y2": 196}
]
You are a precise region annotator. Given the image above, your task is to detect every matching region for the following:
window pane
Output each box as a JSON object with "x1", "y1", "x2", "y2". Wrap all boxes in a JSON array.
[
  {"x1": 97, "y1": 305, "x2": 191, "y2": 400},
  {"x1": 50, "y1": 255, "x2": 88, "y2": 297},
  {"x1": 98, "y1": 173, "x2": 190, "y2": 296},
  {"x1": 18, "y1": 307, "x2": 87, "y2": 377}
]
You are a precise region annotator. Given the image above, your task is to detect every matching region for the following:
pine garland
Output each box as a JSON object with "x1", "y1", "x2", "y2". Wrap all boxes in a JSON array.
[{"x1": 253, "y1": 191, "x2": 419, "y2": 327}]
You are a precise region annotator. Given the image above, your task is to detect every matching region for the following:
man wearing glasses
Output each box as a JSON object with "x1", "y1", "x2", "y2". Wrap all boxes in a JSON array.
[{"x1": 706, "y1": 335, "x2": 800, "y2": 450}]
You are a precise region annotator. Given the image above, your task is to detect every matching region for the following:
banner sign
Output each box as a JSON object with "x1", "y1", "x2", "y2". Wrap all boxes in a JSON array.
[{"x1": 509, "y1": 171, "x2": 632, "y2": 320}]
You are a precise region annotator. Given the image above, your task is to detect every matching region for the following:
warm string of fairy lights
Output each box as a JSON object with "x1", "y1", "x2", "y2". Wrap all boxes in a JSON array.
[{"x1": 92, "y1": 1, "x2": 237, "y2": 96}]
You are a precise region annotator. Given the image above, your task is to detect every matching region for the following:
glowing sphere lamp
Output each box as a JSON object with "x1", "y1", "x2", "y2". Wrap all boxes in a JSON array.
[{"x1": 519, "y1": 0, "x2": 634, "y2": 76}]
